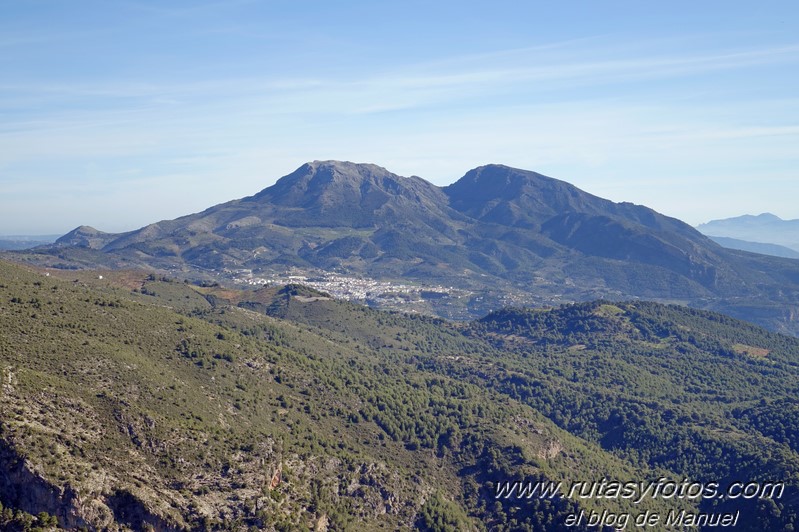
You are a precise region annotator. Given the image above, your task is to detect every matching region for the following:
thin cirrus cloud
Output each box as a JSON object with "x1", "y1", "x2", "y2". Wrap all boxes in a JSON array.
[
  {"x1": 2, "y1": 33, "x2": 798, "y2": 233},
  {"x1": 4, "y1": 40, "x2": 797, "y2": 154},
  {"x1": 199, "y1": 42, "x2": 799, "y2": 116},
  {"x1": 3, "y1": 41, "x2": 797, "y2": 142},
  {"x1": 7, "y1": 37, "x2": 799, "y2": 111}
]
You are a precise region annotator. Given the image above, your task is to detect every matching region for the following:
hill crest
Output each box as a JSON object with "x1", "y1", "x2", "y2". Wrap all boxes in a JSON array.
[{"x1": 15, "y1": 160, "x2": 799, "y2": 334}]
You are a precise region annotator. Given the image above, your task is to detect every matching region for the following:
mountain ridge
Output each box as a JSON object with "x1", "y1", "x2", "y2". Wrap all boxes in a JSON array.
[
  {"x1": 13, "y1": 160, "x2": 799, "y2": 334},
  {"x1": 2, "y1": 259, "x2": 798, "y2": 529},
  {"x1": 697, "y1": 212, "x2": 799, "y2": 253},
  {"x1": 707, "y1": 235, "x2": 799, "y2": 259}
]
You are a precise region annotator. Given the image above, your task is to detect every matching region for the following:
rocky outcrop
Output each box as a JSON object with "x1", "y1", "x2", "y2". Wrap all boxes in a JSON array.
[
  {"x1": 0, "y1": 437, "x2": 90, "y2": 528},
  {"x1": 0, "y1": 437, "x2": 182, "y2": 530}
]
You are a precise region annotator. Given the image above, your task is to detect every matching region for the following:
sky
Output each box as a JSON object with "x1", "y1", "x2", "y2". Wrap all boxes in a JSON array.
[{"x1": 2, "y1": 0, "x2": 798, "y2": 234}]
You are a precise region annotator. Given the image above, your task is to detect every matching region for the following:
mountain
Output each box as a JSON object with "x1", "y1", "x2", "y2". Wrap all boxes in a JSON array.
[
  {"x1": 697, "y1": 213, "x2": 799, "y2": 252},
  {"x1": 12, "y1": 161, "x2": 799, "y2": 335},
  {"x1": 76, "y1": 161, "x2": 469, "y2": 274},
  {"x1": 55, "y1": 225, "x2": 117, "y2": 249},
  {"x1": 707, "y1": 235, "x2": 799, "y2": 259},
  {"x1": 445, "y1": 164, "x2": 693, "y2": 233},
  {"x1": 0, "y1": 235, "x2": 60, "y2": 251},
  {"x1": 446, "y1": 165, "x2": 732, "y2": 290},
  {"x1": 1, "y1": 260, "x2": 797, "y2": 530}
]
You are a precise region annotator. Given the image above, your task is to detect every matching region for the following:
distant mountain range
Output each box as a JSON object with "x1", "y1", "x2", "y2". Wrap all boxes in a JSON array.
[
  {"x1": 0, "y1": 234, "x2": 59, "y2": 250},
  {"x1": 11, "y1": 161, "x2": 799, "y2": 334},
  {"x1": 705, "y1": 235, "x2": 799, "y2": 259},
  {"x1": 697, "y1": 213, "x2": 799, "y2": 253}
]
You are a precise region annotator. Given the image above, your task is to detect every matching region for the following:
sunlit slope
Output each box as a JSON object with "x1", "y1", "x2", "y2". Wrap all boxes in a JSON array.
[
  {"x1": 0, "y1": 261, "x2": 688, "y2": 530},
  {"x1": 16, "y1": 160, "x2": 799, "y2": 334}
]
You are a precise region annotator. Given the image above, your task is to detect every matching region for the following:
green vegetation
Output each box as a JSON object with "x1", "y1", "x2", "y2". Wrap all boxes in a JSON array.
[
  {"x1": 1, "y1": 261, "x2": 798, "y2": 530},
  {"x1": 0, "y1": 501, "x2": 58, "y2": 532},
  {"x1": 13, "y1": 161, "x2": 799, "y2": 334},
  {"x1": 466, "y1": 301, "x2": 799, "y2": 529}
]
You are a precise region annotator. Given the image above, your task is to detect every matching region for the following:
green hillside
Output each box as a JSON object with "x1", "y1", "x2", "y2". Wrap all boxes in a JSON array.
[
  {"x1": 0, "y1": 261, "x2": 797, "y2": 530},
  {"x1": 14, "y1": 161, "x2": 799, "y2": 335}
]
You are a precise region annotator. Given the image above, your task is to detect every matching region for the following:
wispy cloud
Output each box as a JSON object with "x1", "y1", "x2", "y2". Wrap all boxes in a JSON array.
[
  {"x1": 2, "y1": 31, "x2": 799, "y2": 232},
  {"x1": 6, "y1": 38, "x2": 799, "y2": 118}
]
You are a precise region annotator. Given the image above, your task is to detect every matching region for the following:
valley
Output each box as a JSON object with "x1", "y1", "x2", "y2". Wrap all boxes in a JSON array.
[
  {"x1": 4, "y1": 161, "x2": 799, "y2": 530},
  {"x1": 0, "y1": 260, "x2": 798, "y2": 530},
  {"x1": 10, "y1": 161, "x2": 799, "y2": 335}
]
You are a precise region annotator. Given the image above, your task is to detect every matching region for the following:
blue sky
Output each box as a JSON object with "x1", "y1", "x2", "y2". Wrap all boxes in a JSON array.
[{"x1": 2, "y1": 0, "x2": 798, "y2": 234}]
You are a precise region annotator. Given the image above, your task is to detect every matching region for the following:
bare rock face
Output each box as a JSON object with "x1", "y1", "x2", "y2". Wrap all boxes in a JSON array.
[
  {"x1": 0, "y1": 438, "x2": 87, "y2": 528},
  {"x1": 104, "y1": 489, "x2": 183, "y2": 531},
  {"x1": 0, "y1": 438, "x2": 182, "y2": 530}
]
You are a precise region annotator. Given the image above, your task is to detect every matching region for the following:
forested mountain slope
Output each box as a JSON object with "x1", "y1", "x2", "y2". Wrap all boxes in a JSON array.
[
  {"x1": 0, "y1": 261, "x2": 686, "y2": 531},
  {"x1": 1, "y1": 261, "x2": 797, "y2": 529},
  {"x1": 14, "y1": 161, "x2": 799, "y2": 335}
]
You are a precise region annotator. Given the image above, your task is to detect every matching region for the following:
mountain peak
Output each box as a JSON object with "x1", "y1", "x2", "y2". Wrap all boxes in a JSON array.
[
  {"x1": 255, "y1": 160, "x2": 402, "y2": 204},
  {"x1": 56, "y1": 225, "x2": 105, "y2": 239},
  {"x1": 701, "y1": 213, "x2": 783, "y2": 226},
  {"x1": 444, "y1": 164, "x2": 605, "y2": 226},
  {"x1": 306, "y1": 159, "x2": 393, "y2": 176},
  {"x1": 451, "y1": 164, "x2": 555, "y2": 192},
  {"x1": 55, "y1": 225, "x2": 113, "y2": 249},
  {"x1": 246, "y1": 160, "x2": 448, "y2": 228},
  {"x1": 695, "y1": 213, "x2": 799, "y2": 254}
]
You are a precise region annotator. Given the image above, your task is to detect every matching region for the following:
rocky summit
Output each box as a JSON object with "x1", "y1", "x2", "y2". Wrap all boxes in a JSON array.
[{"x1": 14, "y1": 160, "x2": 799, "y2": 334}]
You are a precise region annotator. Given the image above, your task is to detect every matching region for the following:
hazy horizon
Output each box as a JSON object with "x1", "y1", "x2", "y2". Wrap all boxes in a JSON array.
[
  {"x1": 2, "y1": 1, "x2": 798, "y2": 234},
  {"x1": 2, "y1": 164, "x2": 799, "y2": 238}
]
